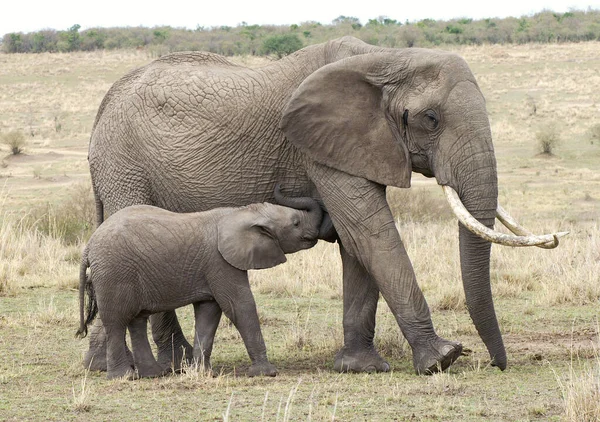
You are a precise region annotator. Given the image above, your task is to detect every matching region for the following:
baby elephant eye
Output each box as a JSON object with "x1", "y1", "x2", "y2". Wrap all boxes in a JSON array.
[{"x1": 293, "y1": 220, "x2": 300, "y2": 227}]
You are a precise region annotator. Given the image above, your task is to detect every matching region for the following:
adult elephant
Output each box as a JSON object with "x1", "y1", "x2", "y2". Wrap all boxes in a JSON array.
[{"x1": 85, "y1": 36, "x2": 564, "y2": 375}]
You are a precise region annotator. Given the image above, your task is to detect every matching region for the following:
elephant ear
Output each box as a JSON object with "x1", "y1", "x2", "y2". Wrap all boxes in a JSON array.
[
  {"x1": 280, "y1": 53, "x2": 411, "y2": 188},
  {"x1": 217, "y1": 207, "x2": 287, "y2": 271}
]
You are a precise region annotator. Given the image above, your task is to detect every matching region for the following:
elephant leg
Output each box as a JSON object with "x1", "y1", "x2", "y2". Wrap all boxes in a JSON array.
[
  {"x1": 83, "y1": 318, "x2": 135, "y2": 372},
  {"x1": 307, "y1": 162, "x2": 462, "y2": 374},
  {"x1": 83, "y1": 318, "x2": 108, "y2": 371},
  {"x1": 334, "y1": 244, "x2": 390, "y2": 373},
  {"x1": 151, "y1": 311, "x2": 194, "y2": 372},
  {"x1": 128, "y1": 316, "x2": 168, "y2": 378},
  {"x1": 210, "y1": 272, "x2": 276, "y2": 377},
  {"x1": 104, "y1": 322, "x2": 135, "y2": 380},
  {"x1": 192, "y1": 300, "x2": 222, "y2": 371}
]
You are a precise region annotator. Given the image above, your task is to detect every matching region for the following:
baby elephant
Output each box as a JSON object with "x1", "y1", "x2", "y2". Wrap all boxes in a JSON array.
[{"x1": 76, "y1": 190, "x2": 323, "y2": 379}]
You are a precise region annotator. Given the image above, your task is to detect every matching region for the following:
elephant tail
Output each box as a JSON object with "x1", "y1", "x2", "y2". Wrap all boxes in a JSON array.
[
  {"x1": 93, "y1": 185, "x2": 104, "y2": 228},
  {"x1": 75, "y1": 248, "x2": 97, "y2": 338}
]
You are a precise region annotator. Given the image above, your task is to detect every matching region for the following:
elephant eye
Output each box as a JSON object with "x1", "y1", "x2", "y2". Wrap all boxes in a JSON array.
[
  {"x1": 293, "y1": 219, "x2": 300, "y2": 227},
  {"x1": 425, "y1": 110, "x2": 439, "y2": 129}
]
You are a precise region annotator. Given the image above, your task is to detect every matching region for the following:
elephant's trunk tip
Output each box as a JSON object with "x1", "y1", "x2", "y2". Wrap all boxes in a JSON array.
[{"x1": 491, "y1": 353, "x2": 507, "y2": 371}]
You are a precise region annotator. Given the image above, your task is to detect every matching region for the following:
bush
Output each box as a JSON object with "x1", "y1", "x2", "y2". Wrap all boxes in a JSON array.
[
  {"x1": 589, "y1": 123, "x2": 600, "y2": 141},
  {"x1": 25, "y1": 182, "x2": 96, "y2": 245},
  {"x1": 2, "y1": 131, "x2": 27, "y2": 155},
  {"x1": 262, "y1": 34, "x2": 303, "y2": 58},
  {"x1": 535, "y1": 124, "x2": 561, "y2": 155}
]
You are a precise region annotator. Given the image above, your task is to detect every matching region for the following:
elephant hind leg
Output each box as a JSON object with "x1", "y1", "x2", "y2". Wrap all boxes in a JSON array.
[
  {"x1": 129, "y1": 316, "x2": 170, "y2": 378},
  {"x1": 83, "y1": 318, "x2": 108, "y2": 371},
  {"x1": 104, "y1": 322, "x2": 135, "y2": 380}
]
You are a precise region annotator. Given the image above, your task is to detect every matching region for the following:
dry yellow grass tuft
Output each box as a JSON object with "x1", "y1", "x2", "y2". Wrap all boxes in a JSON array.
[{"x1": 556, "y1": 328, "x2": 600, "y2": 422}]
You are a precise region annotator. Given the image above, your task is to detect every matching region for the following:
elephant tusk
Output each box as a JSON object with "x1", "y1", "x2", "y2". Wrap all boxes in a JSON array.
[
  {"x1": 442, "y1": 186, "x2": 569, "y2": 247},
  {"x1": 495, "y1": 205, "x2": 565, "y2": 249}
]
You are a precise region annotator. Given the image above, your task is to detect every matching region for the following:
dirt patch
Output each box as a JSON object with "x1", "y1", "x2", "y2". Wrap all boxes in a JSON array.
[
  {"x1": 505, "y1": 331, "x2": 598, "y2": 362},
  {"x1": 3, "y1": 151, "x2": 64, "y2": 163}
]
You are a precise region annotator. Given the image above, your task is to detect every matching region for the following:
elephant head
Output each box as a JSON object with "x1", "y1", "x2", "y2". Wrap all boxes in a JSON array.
[
  {"x1": 280, "y1": 47, "x2": 566, "y2": 370},
  {"x1": 218, "y1": 194, "x2": 322, "y2": 271}
]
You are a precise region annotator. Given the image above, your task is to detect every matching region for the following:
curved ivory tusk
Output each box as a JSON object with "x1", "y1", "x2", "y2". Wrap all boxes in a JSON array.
[
  {"x1": 495, "y1": 205, "x2": 565, "y2": 249},
  {"x1": 442, "y1": 186, "x2": 569, "y2": 247}
]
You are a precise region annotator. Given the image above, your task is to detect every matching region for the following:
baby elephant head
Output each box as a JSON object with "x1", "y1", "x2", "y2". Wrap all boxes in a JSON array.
[{"x1": 218, "y1": 193, "x2": 323, "y2": 271}]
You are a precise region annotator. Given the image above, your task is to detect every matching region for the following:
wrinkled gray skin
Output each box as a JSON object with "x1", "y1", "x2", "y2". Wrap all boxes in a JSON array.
[
  {"x1": 77, "y1": 199, "x2": 322, "y2": 379},
  {"x1": 87, "y1": 36, "x2": 507, "y2": 375}
]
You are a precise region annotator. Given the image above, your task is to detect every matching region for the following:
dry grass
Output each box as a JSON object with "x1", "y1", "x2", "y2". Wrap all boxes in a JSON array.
[
  {"x1": 71, "y1": 369, "x2": 93, "y2": 412},
  {"x1": 556, "y1": 328, "x2": 600, "y2": 422}
]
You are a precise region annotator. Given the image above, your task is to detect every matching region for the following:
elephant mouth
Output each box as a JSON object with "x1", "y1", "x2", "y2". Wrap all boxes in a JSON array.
[
  {"x1": 442, "y1": 185, "x2": 568, "y2": 248},
  {"x1": 302, "y1": 236, "x2": 319, "y2": 246}
]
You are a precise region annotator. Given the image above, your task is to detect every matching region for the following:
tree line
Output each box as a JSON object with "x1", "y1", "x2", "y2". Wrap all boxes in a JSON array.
[{"x1": 2, "y1": 9, "x2": 599, "y2": 56}]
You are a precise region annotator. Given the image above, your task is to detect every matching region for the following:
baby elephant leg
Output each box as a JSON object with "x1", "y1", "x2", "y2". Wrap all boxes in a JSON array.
[
  {"x1": 193, "y1": 300, "x2": 222, "y2": 371},
  {"x1": 212, "y1": 273, "x2": 277, "y2": 377},
  {"x1": 129, "y1": 317, "x2": 170, "y2": 378},
  {"x1": 104, "y1": 322, "x2": 135, "y2": 380}
]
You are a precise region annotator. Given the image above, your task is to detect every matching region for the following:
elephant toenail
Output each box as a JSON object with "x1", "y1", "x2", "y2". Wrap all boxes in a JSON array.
[{"x1": 441, "y1": 345, "x2": 456, "y2": 355}]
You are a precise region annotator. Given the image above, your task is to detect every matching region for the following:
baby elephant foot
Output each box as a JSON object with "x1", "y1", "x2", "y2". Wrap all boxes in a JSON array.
[
  {"x1": 247, "y1": 362, "x2": 277, "y2": 377},
  {"x1": 334, "y1": 346, "x2": 391, "y2": 373},
  {"x1": 412, "y1": 338, "x2": 463, "y2": 375}
]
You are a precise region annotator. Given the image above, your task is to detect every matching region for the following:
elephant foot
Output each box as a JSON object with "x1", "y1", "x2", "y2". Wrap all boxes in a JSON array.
[
  {"x1": 84, "y1": 343, "x2": 134, "y2": 372},
  {"x1": 247, "y1": 362, "x2": 278, "y2": 377},
  {"x1": 333, "y1": 346, "x2": 391, "y2": 373},
  {"x1": 192, "y1": 353, "x2": 212, "y2": 372},
  {"x1": 106, "y1": 364, "x2": 136, "y2": 380},
  {"x1": 135, "y1": 365, "x2": 171, "y2": 379},
  {"x1": 156, "y1": 341, "x2": 194, "y2": 372},
  {"x1": 411, "y1": 337, "x2": 462, "y2": 375},
  {"x1": 83, "y1": 346, "x2": 107, "y2": 372}
]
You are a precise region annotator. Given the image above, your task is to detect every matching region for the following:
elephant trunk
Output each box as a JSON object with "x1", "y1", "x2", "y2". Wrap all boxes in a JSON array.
[
  {"x1": 274, "y1": 184, "x2": 323, "y2": 236},
  {"x1": 454, "y1": 153, "x2": 507, "y2": 370},
  {"x1": 459, "y1": 223, "x2": 507, "y2": 369}
]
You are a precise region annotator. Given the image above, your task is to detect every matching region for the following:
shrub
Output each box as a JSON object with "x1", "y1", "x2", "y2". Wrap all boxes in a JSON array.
[
  {"x1": 2, "y1": 131, "x2": 26, "y2": 155},
  {"x1": 535, "y1": 124, "x2": 561, "y2": 155},
  {"x1": 25, "y1": 182, "x2": 96, "y2": 245},
  {"x1": 589, "y1": 123, "x2": 600, "y2": 141},
  {"x1": 262, "y1": 34, "x2": 303, "y2": 58}
]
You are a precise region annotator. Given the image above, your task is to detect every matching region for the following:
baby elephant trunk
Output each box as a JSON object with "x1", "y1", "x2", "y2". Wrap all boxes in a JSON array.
[{"x1": 274, "y1": 185, "x2": 323, "y2": 236}]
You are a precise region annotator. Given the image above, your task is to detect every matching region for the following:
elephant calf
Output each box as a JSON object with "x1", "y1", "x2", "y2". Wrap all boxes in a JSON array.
[{"x1": 76, "y1": 192, "x2": 323, "y2": 379}]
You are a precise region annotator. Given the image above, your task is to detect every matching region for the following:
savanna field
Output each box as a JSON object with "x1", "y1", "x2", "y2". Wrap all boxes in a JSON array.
[{"x1": 0, "y1": 42, "x2": 599, "y2": 420}]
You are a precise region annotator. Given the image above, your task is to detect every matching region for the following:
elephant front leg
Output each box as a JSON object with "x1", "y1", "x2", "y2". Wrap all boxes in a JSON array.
[
  {"x1": 308, "y1": 162, "x2": 462, "y2": 374},
  {"x1": 192, "y1": 300, "x2": 222, "y2": 371},
  {"x1": 150, "y1": 311, "x2": 194, "y2": 372},
  {"x1": 210, "y1": 273, "x2": 277, "y2": 377},
  {"x1": 334, "y1": 244, "x2": 390, "y2": 373}
]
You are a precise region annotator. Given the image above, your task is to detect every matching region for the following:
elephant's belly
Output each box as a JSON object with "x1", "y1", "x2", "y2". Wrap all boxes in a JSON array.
[{"x1": 148, "y1": 147, "x2": 313, "y2": 212}]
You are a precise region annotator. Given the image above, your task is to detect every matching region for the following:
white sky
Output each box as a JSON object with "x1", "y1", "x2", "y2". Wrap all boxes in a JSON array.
[{"x1": 1, "y1": 0, "x2": 598, "y2": 36}]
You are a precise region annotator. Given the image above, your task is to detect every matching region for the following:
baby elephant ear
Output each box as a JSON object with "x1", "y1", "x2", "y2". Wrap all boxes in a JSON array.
[{"x1": 217, "y1": 209, "x2": 287, "y2": 271}]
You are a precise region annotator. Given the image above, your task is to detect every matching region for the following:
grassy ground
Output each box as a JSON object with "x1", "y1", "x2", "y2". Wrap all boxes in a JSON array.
[{"x1": 0, "y1": 43, "x2": 599, "y2": 421}]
